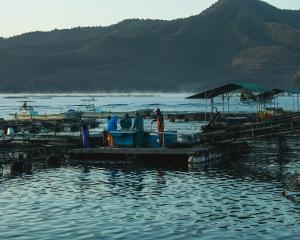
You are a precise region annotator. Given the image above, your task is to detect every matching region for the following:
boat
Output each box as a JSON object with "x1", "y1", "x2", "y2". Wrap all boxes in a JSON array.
[
  {"x1": 10, "y1": 101, "x2": 81, "y2": 121},
  {"x1": 78, "y1": 98, "x2": 102, "y2": 119},
  {"x1": 76, "y1": 98, "x2": 154, "y2": 119}
]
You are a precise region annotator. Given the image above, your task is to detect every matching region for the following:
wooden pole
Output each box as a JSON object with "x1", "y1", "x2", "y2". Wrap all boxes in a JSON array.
[
  {"x1": 205, "y1": 94, "x2": 207, "y2": 122},
  {"x1": 297, "y1": 93, "x2": 299, "y2": 112},
  {"x1": 293, "y1": 94, "x2": 295, "y2": 112},
  {"x1": 222, "y1": 94, "x2": 225, "y2": 113},
  {"x1": 227, "y1": 94, "x2": 230, "y2": 117},
  {"x1": 210, "y1": 98, "x2": 214, "y2": 120}
]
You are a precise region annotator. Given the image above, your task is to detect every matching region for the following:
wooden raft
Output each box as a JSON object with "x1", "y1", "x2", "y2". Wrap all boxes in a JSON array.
[{"x1": 68, "y1": 142, "x2": 248, "y2": 166}]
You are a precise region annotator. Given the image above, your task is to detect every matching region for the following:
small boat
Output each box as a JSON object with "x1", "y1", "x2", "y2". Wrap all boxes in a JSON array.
[
  {"x1": 74, "y1": 97, "x2": 102, "y2": 119},
  {"x1": 10, "y1": 101, "x2": 39, "y2": 120},
  {"x1": 10, "y1": 102, "x2": 81, "y2": 121},
  {"x1": 169, "y1": 114, "x2": 188, "y2": 123},
  {"x1": 174, "y1": 118, "x2": 188, "y2": 123}
]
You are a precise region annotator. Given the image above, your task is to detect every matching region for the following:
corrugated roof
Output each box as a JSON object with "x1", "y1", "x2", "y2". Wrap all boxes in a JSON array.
[
  {"x1": 282, "y1": 88, "x2": 300, "y2": 94},
  {"x1": 187, "y1": 83, "x2": 269, "y2": 99},
  {"x1": 256, "y1": 88, "x2": 284, "y2": 100}
]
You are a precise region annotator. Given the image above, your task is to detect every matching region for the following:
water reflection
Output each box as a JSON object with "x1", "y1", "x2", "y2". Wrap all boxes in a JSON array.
[
  {"x1": 1, "y1": 136, "x2": 300, "y2": 239},
  {"x1": 153, "y1": 170, "x2": 167, "y2": 195},
  {"x1": 105, "y1": 169, "x2": 139, "y2": 197}
]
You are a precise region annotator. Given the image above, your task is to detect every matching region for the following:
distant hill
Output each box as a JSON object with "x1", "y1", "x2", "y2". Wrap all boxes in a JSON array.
[{"x1": 0, "y1": 0, "x2": 300, "y2": 92}]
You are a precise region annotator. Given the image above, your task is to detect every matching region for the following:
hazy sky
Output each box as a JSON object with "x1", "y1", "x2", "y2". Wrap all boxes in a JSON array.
[{"x1": 0, "y1": 0, "x2": 299, "y2": 38}]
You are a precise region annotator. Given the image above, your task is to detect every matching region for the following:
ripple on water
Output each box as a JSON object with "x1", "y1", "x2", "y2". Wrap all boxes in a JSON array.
[{"x1": 1, "y1": 138, "x2": 300, "y2": 239}]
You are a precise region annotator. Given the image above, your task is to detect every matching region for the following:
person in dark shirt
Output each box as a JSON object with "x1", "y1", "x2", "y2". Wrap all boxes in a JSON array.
[
  {"x1": 152, "y1": 108, "x2": 164, "y2": 146},
  {"x1": 132, "y1": 112, "x2": 144, "y2": 147},
  {"x1": 80, "y1": 121, "x2": 90, "y2": 148},
  {"x1": 120, "y1": 113, "x2": 132, "y2": 130}
]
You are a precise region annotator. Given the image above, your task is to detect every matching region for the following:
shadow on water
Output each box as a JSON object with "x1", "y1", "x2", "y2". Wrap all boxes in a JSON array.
[
  {"x1": 0, "y1": 155, "x2": 65, "y2": 182},
  {"x1": 0, "y1": 164, "x2": 33, "y2": 183},
  {"x1": 70, "y1": 163, "x2": 206, "y2": 201},
  {"x1": 70, "y1": 135, "x2": 299, "y2": 178},
  {"x1": 1, "y1": 135, "x2": 299, "y2": 198},
  {"x1": 200, "y1": 135, "x2": 300, "y2": 198}
]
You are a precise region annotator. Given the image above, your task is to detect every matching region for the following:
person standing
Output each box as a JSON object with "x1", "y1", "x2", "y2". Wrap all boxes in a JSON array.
[
  {"x1": 120, "y1": 113, "x2": 132, "y2": 130},
  {"x1": 107, "y1": 116, "x2": 118, "y2": 147},
  {"x1": 132, "y1": 112, "x2": 144, "y2": 147},
  {"x1": 152, "y1": 108, "x2": 164, "y2": 146},
  {"x1": 80, "y1": 121, "x2": 90, "y2": 148}
]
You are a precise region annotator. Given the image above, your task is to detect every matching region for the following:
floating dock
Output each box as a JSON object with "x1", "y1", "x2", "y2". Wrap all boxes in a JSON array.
[{"x1": 68, "y1": 142, "x2": 249, "y2": 166}]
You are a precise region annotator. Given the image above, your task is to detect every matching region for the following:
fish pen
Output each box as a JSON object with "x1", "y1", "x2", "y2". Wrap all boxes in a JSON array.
[
  {"x1": 0, "y1": 142, "x2": 58, "y2": 173},
  {"x1": 0, "y1": 132, "x2": 96, "y2": 173},
  {"x1": 193, "y1": 113, "x2": 300, "y2": 144}
]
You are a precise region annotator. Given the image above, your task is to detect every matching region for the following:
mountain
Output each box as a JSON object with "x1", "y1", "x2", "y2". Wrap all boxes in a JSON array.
[{"x1": 0, "y1": 0, "x2": 300, "y2": 93}]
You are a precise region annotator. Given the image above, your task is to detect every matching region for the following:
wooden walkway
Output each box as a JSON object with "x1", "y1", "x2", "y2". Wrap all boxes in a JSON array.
[
  {"x1": 195, "y1": 116, "x2": 300, "y2": 144},
  {"x1": 68, "y1": 142, "x2": 248, "y2": 166}
]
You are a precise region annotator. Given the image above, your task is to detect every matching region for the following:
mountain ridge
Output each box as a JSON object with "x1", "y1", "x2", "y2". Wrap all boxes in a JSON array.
[{"x1": 0, "y1": 0, "x2": 300, "y2": 93}]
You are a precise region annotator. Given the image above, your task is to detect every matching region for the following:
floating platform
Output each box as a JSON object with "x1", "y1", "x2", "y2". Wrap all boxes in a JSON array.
[{"x1": 68, "y1": 142, "x2": 249, "y2": 166}]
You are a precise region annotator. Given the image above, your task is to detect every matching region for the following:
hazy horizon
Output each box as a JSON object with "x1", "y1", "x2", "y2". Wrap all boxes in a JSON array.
[{"x1": 1, "y1": 0, "x2": 300, "y2": 38}]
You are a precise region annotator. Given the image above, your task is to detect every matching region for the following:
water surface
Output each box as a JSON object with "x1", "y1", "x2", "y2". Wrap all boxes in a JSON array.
[{"x1": 0, "y1": 94, "x2": 299, "y2": 239}]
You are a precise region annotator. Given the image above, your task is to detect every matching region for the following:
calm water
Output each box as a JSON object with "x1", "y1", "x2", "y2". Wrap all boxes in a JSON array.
[
  {"x1": 0, "y1": 93, "x2": 299, "y2": 119},
  {"x1": 0, "y1": 94, "x2": 300, "y2": 239}
]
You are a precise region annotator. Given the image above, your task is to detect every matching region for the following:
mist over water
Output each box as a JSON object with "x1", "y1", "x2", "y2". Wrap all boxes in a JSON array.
[
  {"x1": 0, "y1": 93, "x2": 299, "y2": 119},
  {"x1": 1, "y1": 93, "x2": 300, "y2": 239}
]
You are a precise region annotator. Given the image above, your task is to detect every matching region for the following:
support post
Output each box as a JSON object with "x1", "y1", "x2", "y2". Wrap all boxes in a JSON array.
[
  {"x1": 227, "y1": 94, "x2": 230, "y2": 117},
  {"x1": 293, "y1": 94, "x2": 295, "y2": 112},
  {"x1": 297, "y1": 94, "x2": 299, "y2": 112},
  {"x1": 205, "y1": 96, "x2": 207, "y2": 122}
]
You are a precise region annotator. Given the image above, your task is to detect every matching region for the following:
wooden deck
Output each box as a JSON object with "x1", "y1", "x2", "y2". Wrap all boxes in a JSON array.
[
  {"x1": 70, "y1": 147, "x2": 203, "y2": 155},
  {"x1": 195, "y1": 116, "x2": 300, "y2": 144},
  {"x1": 68, "y1": 142, "x2": 248, "y2": 166}
]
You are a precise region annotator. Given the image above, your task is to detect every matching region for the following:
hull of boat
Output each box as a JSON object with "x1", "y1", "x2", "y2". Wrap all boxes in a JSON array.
[{"x1": 10, "y1": 112, "x2": 81, "y2": 121}]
